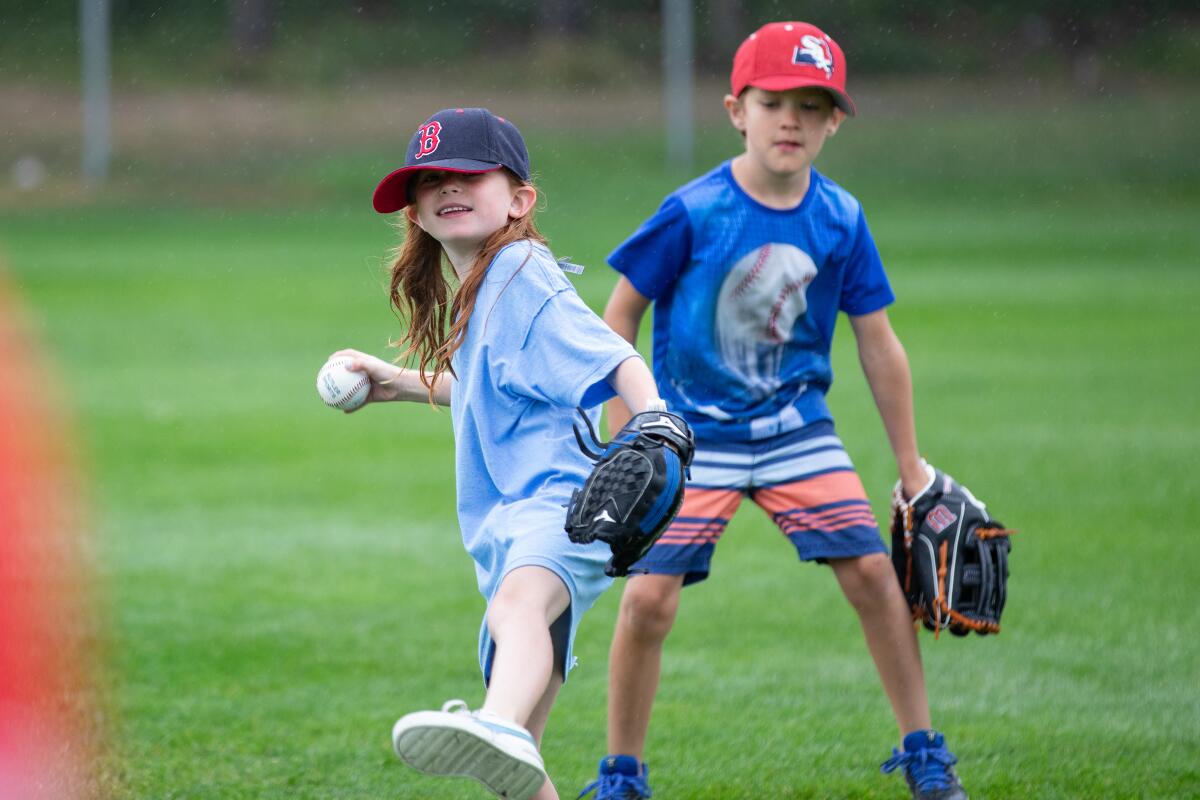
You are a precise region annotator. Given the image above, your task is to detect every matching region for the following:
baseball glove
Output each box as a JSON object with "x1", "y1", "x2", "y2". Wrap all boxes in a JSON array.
[
  {"x1": 565, "y1": 406, "x2": 694, "y2": 577},
  {"x1": 891, "y1": 464, "x2": 1014, "y2": 637}
]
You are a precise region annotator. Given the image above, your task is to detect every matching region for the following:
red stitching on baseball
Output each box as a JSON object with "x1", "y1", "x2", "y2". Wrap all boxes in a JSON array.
[
  {"x1": 731, "y1": 243, "x2": 772, "y2": 299},
  {"x1": 323, "y1": 359, "x2": 369, "y2": 408},
  {"x1": 333, "y1": 377, "x2": 368, "y2": 407},
  {"x1": 765, "y1": 282, "x2": 803, "y2": 342}
]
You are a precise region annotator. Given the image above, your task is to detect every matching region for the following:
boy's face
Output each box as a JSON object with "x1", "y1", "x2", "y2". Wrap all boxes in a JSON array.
[{"x1": 724, "y1": 87, "x2": 846, "y2": 178}]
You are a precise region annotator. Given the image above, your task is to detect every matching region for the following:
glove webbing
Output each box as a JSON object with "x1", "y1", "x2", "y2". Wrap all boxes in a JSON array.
[
  {"x1": 899, "y1": 504, "x2": 1016, "y2": 638},
  {"x1": 931, "y1": 525, "x2": 1016, "y2": 639}
]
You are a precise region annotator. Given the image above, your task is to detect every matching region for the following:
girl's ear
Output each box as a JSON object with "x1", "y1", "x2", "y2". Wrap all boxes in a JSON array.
[
  {"x1": 405, "y1": 204, "x2": 424, "y2": 230},
  {"x1": 508, "y1": 185, "x2": 537, "y2": 220}
]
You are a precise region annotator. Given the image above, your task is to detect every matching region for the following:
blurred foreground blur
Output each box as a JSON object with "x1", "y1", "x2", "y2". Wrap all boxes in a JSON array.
[{"x1": 0, "y1": 266, "x2": 100, "y2": 799}]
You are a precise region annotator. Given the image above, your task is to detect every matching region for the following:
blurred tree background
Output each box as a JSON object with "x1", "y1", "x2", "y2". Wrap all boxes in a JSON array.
[
  {"x1": 3, "y1": 0, "x2": 1197, "y2": 208},
  {"x1": 3, "y1": 0, "x2": 1198, "y2": 89}
]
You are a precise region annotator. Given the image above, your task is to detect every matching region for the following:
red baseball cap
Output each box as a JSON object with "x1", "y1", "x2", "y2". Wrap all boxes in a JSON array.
[{"x1": 730, "y1": 22, "x2": 856, "y2": 116}]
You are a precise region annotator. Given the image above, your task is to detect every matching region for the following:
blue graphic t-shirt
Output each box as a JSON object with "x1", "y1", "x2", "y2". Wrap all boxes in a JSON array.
[{"x1": 608, "y1": 161, "x2": 894, "y2": 441}]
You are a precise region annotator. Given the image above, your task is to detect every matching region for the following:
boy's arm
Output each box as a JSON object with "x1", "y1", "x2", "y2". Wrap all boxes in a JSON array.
[
  {"x1": 602, "y1": 277, "x2": 653, "y2": 436},
  {"x1": 332, "y1": 349, "x2": 452, "y2": 407},
  {"x1": 848, "y1": 310, "x2": 927, "y2": 499}
]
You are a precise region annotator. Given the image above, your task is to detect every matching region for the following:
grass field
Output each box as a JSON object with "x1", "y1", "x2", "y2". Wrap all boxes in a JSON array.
[{"x1": 2, "y1": 85, "x2": 1199, "y2": 798}]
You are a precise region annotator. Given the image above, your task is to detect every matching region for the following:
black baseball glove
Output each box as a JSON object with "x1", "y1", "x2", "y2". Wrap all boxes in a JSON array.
[
  {"x1": 891, "y1": 464, "x2": 1014, "y2": 637},
  {"x1": 565, "y1": 407, "x2": 695, "y2": 577}
]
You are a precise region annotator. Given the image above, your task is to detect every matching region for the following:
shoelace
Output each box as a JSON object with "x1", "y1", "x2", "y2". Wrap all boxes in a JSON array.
[
  {"x1": 441, "y1": 699, "x2": 470, "y2": 714},
  {"x1": 438, "y1": 699, "x2": 536, "y2": 745},
  {"x1": 577, "y1": 771, "x2": 653, "y2": 799},
  {"x1": 881, "y1": 746, "x2": 958, "y2": 792}
]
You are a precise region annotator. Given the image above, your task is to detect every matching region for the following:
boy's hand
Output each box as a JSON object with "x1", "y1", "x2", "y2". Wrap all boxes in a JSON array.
[
  {"x1": 898, "y1": 460, "x2": 931, "y2": 500},
  {"x1": 328, "y1": 349, "x2": 403, "y2": 409}
]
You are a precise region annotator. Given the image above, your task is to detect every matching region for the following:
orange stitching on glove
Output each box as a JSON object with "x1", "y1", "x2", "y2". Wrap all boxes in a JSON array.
[
  {"x1": 902, "y1": 506, "x2": 915, "y2": 594},
  {"x1": 944, "y1": 607, "x2": 1000, "y2": 634},
  {"x1": 975, "y1": 526, "x2": 1015, "y2": 541},
  {"x1": 935, "y1": 541, "x2": 950, "y2": 639}
]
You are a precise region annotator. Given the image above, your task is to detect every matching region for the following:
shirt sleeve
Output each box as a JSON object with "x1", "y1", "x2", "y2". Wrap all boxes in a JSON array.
[
  {"x1": 498, "y1": 288, "x2": 641, "y2": 409},
  {"x1": 839, "y1": 207, "x2": 895, "y2": 316},
  {"x1": 607, "y1": 195, "x2": 692, "y2": 300}
]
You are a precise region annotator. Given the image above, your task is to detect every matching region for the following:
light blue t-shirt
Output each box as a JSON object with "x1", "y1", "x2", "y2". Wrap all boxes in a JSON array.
[
  {"x1": 448, "y1": 239, "x2": 640, "y2": 677},
  {"x1": 609, "y1": 162, "x2": 894, "y2": 441}
]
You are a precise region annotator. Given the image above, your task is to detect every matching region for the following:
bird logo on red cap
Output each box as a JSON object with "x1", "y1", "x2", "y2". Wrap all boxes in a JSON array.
[{"x1": 792, "y1": 34, "x2": 834, "y2": 78}]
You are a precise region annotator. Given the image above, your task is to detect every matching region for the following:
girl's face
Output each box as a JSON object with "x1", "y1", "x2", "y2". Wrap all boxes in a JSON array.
[
  {"x1": 725, "y1": 87, "x2": 845, "y2": 179},
  {"x1": 407, "y1": 170, "x2": 534, "y2": 261}
]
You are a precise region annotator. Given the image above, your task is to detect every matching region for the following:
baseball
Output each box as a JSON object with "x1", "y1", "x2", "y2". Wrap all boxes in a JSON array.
[
  {"x1": 713, "y1": 242, "x2": 818, "y2": 397},
  {"x1": 316, "y1": 357, "x2": 370, "y2": 411}
]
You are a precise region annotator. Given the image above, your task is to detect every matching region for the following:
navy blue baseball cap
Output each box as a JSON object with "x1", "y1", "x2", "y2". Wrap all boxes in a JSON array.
[{"x1": 372, "y1": 107, "x2": 531, "y2": 213}]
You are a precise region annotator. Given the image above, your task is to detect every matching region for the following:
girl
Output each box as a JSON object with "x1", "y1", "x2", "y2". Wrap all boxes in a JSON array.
[{"x1": 329, "y1": 107, "x2": 666, "y2": 800}]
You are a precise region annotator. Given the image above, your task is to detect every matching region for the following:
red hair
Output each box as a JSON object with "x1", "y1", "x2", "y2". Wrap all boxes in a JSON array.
[{"x1": 388, "y1": 175, "x2": 546, "y2": 404}]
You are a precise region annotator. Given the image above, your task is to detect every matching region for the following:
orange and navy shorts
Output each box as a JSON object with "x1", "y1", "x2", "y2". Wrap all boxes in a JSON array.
[{"x1": 636, "y1": 420, "x2": 885, "y2": 585}]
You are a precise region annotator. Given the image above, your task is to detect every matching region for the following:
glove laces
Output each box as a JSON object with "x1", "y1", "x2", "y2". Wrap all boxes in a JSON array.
[{"x1": 881, "y1": 744, "x2": 959, "y2": 792}]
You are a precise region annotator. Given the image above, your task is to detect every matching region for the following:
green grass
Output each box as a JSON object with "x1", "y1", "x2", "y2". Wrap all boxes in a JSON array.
[{"x1": 2, "y1": 90, "x2": 1199, "y2": 798}]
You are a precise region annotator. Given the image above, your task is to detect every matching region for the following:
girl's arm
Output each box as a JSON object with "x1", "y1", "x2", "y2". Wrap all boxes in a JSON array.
[
  {"x1": 602, "y1": 277, "x2": 654, "y2": 435},
  {"x1": 848, "y1": 309, "x2": 927, "y2": 499},
  {"x1": 607, "y1": 354, "x2": 663, "y2": 420},
  {"x1": 329, "y1": 349, "x2": 451, "y2": 408}
]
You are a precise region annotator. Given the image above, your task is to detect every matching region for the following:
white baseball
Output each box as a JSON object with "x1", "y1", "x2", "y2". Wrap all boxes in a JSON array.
[
  {"x1": 713, "y1": 242, "x2": 818, "y2": 396},
  {"x1": 717, "y1": 242, "x2": 817, "y2": 344},
  {"x1": 316, "y1": 357, "x2": 370, "y2": 411}
]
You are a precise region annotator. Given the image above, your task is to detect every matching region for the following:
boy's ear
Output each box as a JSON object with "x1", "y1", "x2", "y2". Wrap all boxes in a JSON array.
[
  {"x1": 723, "y1": 93, "x2": 746, "y2": 134},
  {"x1": 509, "y1": 184, "x2": 537, "y2": 219},
  {"x1": 827, "y1": 107, "x2": 847, "y2": 138}
]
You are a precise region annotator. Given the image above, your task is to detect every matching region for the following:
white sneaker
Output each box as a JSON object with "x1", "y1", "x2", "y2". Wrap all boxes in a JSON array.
[{"x1": 392, "y1": 699, "x2": 547, "y2": 800}]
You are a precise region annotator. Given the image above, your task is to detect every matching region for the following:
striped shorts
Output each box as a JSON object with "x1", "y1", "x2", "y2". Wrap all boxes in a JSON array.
[{"x1": 635, "y1": 420, "x2": 885, "y2": 585}]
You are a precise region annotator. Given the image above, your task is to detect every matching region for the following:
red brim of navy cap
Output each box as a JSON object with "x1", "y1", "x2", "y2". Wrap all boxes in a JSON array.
[
  {"x1": 372, "y1": 158, "x2": 504, "y2": 213},
  {"x1": 747, "y1": 75, "x2": 856, "y2": 117}
]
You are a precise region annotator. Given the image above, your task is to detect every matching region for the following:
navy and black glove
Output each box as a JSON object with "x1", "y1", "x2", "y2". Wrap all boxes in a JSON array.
[
  {"x1": 565, "y1": 408, "x2": 694, "y2": 577},
  {"x1": 891, "y1": 464, "x2": 1015, "y2": 637}
]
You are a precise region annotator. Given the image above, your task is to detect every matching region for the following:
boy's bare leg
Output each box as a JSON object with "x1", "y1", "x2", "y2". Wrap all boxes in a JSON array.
[
  {"x1": 606, "y1": 573, "x2": 686, "y2": 757},
  {"x1": 829, "y1": 553, "x2": 932, "y2": 736}
]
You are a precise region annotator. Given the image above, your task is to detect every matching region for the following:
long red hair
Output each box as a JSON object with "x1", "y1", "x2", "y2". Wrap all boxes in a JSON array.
[{"x1": 388, "y1": 175, "x2": 546, "y2": 403}]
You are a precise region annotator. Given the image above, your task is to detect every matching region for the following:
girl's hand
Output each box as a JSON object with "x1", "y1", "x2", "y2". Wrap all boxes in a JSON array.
[{"x1": 328, "y1": 349, "x2": 403, "y2": 410}]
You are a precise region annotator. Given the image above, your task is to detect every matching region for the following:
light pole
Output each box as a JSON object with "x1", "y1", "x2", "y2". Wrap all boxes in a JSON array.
[
  {"x1": 81, "y1": 0, "x2": 111, "y2": 186},
  {"x1": 662, "y1": 0, "x2": 694, "y2": 172}
]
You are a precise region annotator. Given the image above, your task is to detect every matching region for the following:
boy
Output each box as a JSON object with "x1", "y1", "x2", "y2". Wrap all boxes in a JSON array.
[{"x1": 579, "y1": 22, "x2": 969, "y2": 800}]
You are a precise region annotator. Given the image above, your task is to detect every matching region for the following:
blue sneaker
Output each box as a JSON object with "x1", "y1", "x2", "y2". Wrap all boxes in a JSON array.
[
  {"x1": 881, "y1": 730, "x2": 968, "y2": 800},
  {"x1": 578, "y1": 755, "x2": 652, "y2": 799}
]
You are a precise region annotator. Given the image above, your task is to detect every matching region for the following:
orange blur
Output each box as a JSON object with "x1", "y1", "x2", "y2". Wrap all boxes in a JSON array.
[{"x1": 0, "y1": 267, "x2": 100, "y2": 799}]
